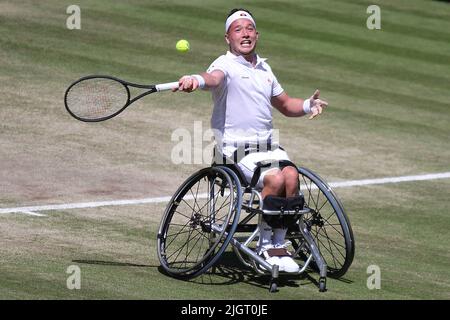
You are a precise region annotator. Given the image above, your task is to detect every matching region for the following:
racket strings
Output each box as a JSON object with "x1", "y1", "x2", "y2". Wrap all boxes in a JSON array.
[{"x1": 66, "y1": 78, "x2": 128, "y2": 120}]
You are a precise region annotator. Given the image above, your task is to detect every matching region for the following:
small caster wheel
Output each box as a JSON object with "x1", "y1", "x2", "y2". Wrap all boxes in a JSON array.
[
  {"x1": 319, "y1": 277, "x2": 327, "y2": 292},
  {"x1": 269, "y1": 281, "x2": 278, "y2": 293}
]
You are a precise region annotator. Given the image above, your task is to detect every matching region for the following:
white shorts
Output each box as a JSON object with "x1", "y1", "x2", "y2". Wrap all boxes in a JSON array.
[{"x1": 236, "y1": 148, "x2": 291, "y2": 190}]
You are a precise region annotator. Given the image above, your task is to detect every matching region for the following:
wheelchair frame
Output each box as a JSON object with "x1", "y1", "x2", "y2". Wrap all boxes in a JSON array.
[{"x1": 157, "y1": 162, "x2": 355, "y2": 293}]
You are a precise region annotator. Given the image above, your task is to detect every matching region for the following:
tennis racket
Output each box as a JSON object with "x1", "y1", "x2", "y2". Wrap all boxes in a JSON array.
[{"x1": 64, "y1": 75, "x2": 179, "y2": 122}]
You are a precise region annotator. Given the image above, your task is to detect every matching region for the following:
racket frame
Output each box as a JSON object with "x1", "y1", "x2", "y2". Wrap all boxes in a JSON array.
[{"x1": 64, "y1": 75, "x2": 177, "y2": 122}]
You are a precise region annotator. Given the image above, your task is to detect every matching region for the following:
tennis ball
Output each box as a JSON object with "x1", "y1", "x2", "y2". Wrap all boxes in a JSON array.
[{"x1": 176, "y1": 39, "x2": 190, "y2": 53}]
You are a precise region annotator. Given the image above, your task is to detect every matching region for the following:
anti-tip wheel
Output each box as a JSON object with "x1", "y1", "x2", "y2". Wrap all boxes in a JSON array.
[
  {"x1": 319, "y1": 277, "x2": 327, "y2": 292},
  {"x1": 269, "y1": 281, "x2": 278, "y2": 293}
]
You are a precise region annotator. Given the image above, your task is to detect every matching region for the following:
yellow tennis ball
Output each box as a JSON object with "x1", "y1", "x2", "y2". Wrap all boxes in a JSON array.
[{"x1": 176, "y1": 39, "x2": 190, "y2": 53}]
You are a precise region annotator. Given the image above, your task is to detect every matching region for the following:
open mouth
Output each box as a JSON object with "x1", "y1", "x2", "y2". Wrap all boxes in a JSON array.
[{"x1": 240, "y1": 40, "x2": 252, "y2": 47}]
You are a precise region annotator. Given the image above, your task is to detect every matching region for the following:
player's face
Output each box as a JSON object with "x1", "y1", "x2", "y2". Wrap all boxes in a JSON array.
[{"x1": 225, "y1": 19, "x2": 258, "y2": 56}]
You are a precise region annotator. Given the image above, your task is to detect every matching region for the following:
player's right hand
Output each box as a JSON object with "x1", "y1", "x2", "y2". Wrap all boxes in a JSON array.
[{"x1": 173, "y1": 75, "x2": 199, "y2": 93}]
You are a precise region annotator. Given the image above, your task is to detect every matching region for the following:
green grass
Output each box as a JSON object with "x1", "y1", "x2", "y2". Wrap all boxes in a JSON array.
[{"x1": 0, "y1": 0, "x2": 449, "y2": 299}]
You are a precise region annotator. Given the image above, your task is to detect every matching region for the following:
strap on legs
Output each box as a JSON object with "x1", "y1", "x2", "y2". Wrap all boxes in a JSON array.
[{"x1": 262, "y1": 195, "x2": 305, "y2": 229}]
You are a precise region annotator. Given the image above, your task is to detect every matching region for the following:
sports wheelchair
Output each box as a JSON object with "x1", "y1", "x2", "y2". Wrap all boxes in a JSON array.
[{"x1": 157, "y1": 147, "x2": 355, "y2": 292}]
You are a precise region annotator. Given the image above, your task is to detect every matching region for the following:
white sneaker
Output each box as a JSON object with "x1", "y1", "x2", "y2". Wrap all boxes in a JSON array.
[
  {"x1": 270, "y1": 246, "x2": 300, "y2": 273},
  {"x1": 260, "y1": 249, "x2": 283, "y2": 272},
  {"x1": 265, "y1": 256, "x2": 283, "y2": 271},
  {"x1": 279, "y1": 256, "x2": 300, "y2": 273}
]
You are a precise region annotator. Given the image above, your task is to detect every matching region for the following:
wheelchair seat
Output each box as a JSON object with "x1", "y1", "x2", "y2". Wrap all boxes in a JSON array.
[
  {"x1": 211, "y1": 144, "x2": 298, "y2": 190},
  {"x1": 212, "y1": 162, "x2": 249, "y2": 188}
]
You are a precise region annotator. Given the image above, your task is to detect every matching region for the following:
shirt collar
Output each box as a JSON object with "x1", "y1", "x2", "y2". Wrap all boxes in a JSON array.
[{"x1": 226, "y1": 51, "x2": 267, "y2": 68}]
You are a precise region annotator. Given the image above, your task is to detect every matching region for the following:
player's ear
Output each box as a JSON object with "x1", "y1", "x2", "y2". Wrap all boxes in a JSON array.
[{"x1": 224, "y1": 33, "x2": 230, "y2": 45}]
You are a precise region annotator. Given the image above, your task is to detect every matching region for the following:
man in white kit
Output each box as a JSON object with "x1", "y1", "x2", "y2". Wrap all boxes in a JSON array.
[{"x1": 175, "y1": 8, "x2": 328, "y2": 272}]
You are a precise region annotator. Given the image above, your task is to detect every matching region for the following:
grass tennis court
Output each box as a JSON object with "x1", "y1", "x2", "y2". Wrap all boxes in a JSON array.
[{"x1": 1, "y1": 0, "x2": 449, "y2": 299}]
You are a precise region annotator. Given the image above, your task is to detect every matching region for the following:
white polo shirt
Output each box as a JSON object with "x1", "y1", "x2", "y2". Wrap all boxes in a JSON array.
[{"x1": 207, "y1": 51, "x2": 284, "y2": 155}]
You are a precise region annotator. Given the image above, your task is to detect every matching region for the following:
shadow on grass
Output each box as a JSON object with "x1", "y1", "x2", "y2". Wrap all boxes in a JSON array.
[
  {"x1": 72, "y1": 259, "x2": 158, "y2": 268},
  {"x1": 158, "y1": 251, "x2": 353, "y2": 292},
  {"x1": 73, "y1": 253, "x2": 353, "y2": 292}
]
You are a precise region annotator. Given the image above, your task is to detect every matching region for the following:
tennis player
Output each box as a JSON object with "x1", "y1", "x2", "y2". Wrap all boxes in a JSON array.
[{"x1": 174, "y1": 8, "x2": 328, "y2": 273}]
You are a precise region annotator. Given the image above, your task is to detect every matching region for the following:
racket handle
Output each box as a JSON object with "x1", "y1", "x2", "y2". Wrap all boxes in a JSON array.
[{"x1": 155, "y1": 82, "x2": 179, "y2": 92}]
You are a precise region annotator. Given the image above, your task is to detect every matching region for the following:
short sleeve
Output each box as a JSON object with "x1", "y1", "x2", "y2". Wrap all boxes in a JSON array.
[
  {"x1": 271, "y1": 73, "x2": 284, "y2": 97},
  {"x1": 207, "y1": 56, "x2": 229, "y2": 78}
]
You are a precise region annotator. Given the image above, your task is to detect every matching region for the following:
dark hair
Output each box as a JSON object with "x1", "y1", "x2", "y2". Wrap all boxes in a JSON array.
[{"x1": 226, "y1": 8, "x2": 254, "y2": 19}]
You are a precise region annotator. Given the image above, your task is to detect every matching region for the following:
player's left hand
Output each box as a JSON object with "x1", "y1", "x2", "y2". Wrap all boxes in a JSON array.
[{"x1": 309, "y1": 89, "x2": 328, "y2": 120}]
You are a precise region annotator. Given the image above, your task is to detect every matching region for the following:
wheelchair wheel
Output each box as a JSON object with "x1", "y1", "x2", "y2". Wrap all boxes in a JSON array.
[
  {"x1": 157, "y1": 166, "x2": 242, "y2": 279},
  {"x1": 289, "y1": 167, "x2": 355, "y2": 278}
]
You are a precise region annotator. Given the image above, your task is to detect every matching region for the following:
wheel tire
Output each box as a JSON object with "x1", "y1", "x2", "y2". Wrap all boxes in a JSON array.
[
  {"x1": 290, "y1": 167, "x2": 355, "y2": 278},
  {"x1": 157, "y1": 166, "x2": 242, "y2": 279}
]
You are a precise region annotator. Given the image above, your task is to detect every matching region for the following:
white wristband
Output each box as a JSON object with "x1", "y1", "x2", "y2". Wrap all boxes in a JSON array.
[
  {"x1": 191, "y1": 74, "x2": 205, "y2": 89},
  {"x1": 303, "y1": 99, "x2": 312, "y2": 114}
]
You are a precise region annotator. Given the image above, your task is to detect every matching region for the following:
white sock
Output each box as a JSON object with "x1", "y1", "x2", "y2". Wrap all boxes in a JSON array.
[
  {"x1": 257, "y1": 220, "x2": 273, "y2": 253},
  {"x1": 273, "y1": 228, "x2": 287, "y2": 247}
]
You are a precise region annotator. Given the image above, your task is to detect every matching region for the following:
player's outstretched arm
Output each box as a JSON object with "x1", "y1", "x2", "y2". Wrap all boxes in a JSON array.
[
  {"x1": 271, "y1": 89, "x2": 328, "y2": 119},
  {"x1": 173, "y1": 70, "x2": 225, "y2": 93}
]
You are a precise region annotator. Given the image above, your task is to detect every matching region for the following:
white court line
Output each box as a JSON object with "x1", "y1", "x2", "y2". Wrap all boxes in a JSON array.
[
  {"x1": 1, "y1": 171, "x2": 449, "y2": 216},
  {"x1": 328, "y1": 172, "x2": 450, "y2": 188}
]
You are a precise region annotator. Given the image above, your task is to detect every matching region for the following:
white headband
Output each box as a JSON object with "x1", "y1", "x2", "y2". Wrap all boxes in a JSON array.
[{"x1": 225, "y1": 11, "x2": 256, "y2": 32}]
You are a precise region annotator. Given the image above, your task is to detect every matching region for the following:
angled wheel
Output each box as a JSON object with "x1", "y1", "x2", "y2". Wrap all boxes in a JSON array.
[
  {"x1": 157, "y1": 166, "x2": 242, "y2": 279},
  {"x1": 288, "y1": 167, "x2": 355, "y2": 278}
]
